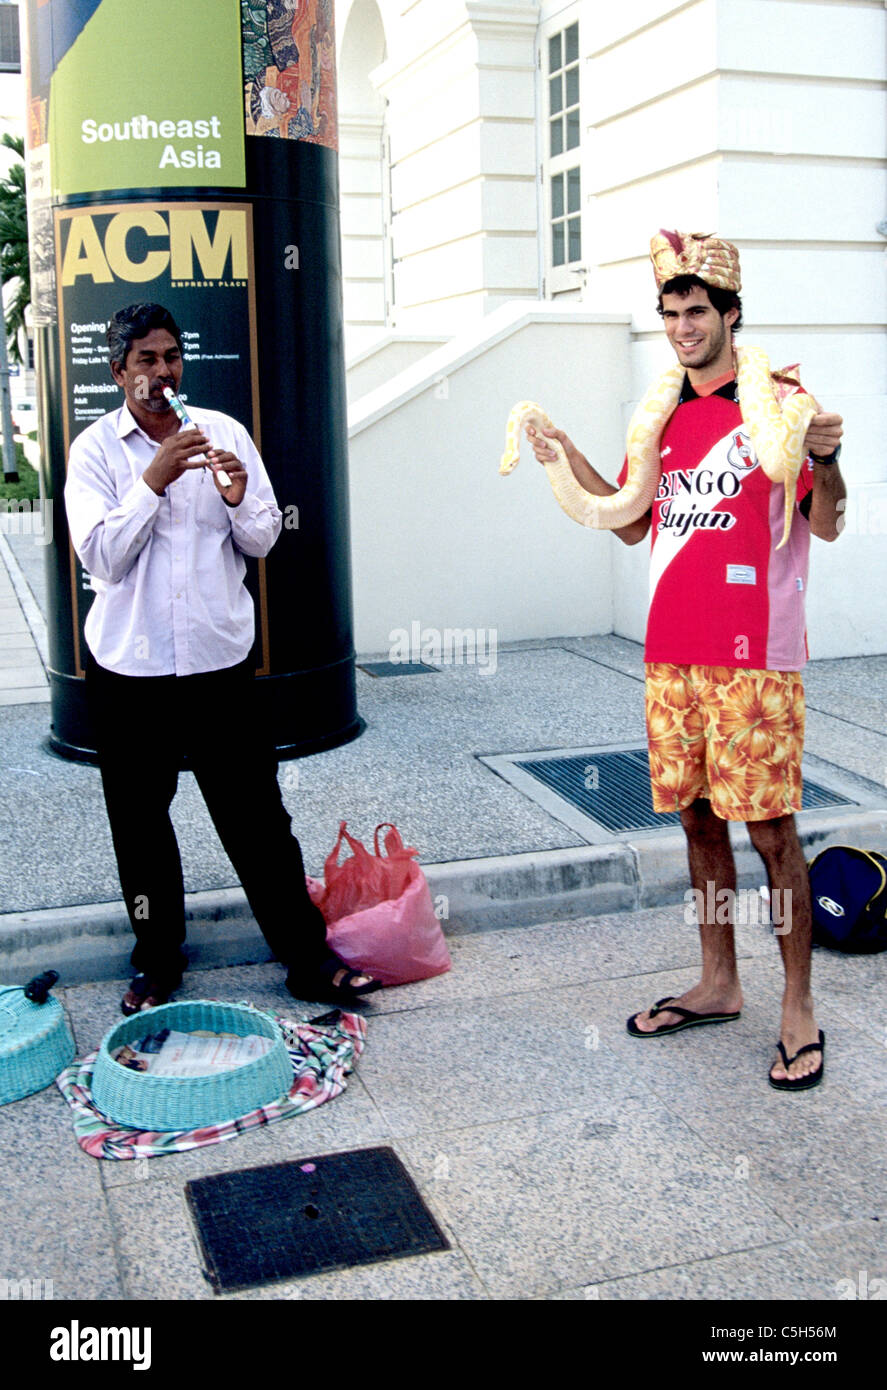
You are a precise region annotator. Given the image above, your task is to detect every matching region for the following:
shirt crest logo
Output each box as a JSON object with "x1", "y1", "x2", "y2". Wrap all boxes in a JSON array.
[{"x1": 727, "y1": 431, "x2": 757, "y2": 471}]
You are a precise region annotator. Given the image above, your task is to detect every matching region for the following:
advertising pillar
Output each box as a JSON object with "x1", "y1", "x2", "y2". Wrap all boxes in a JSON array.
[{"x1": 21, "y1": 0, "x2": 363, "y2": 760}]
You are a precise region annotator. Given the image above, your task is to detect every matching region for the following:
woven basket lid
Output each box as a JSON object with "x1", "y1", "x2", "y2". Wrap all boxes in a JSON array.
[{"x1": 0, "y1": 987, "x2": 76, "y2": 1105}]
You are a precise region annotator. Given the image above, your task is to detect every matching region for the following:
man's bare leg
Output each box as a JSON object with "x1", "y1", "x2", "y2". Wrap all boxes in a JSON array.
[
  {"x1": 632, "y1": 798, "x2": 744, "y2": 1032},
  {"x1": 746, "y1": 813, "x2": 820, "y2": 1083}
]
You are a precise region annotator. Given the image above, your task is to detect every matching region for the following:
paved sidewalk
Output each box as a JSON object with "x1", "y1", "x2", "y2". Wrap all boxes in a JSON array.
[
  {"x1": 0, "y1": 530, "x2": 48, "y2": 706},
  {"x1": 0, "y1": 431, "x2": 49, "y2": 707},
  {"x1": 2, "y1": 911, "x2": 885, "y2": 1302}
]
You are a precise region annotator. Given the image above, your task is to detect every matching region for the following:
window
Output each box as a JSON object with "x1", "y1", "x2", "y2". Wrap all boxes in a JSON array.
[
  {"x1": 0, "y1": 4, "x2": 20, "y2": 72},
  {"x1": 544, "y1": 18, "x2": 582, "y2": 290},
  {"x1": 548, "y1": 23, "x2": 579, "y2": 159},
  {"x1": 551, "y1": 166, "x2": 581, "y2": 269}
]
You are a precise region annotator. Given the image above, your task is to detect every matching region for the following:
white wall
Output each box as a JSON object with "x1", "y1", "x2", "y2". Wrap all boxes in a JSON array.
[
  {"x1": 371, "y1": 0, "x2": 541, "y2": 332},
  {"x1": 346, "y1": 332, "x2": 450, "y2": 401},
  {"x1": 347, "y1": 303, "x2": 632, "y2": 654},
  {"x1": 574, "y1": 0, "x2": 887, "y2": 654},
  {"x1": 715, "y1": 0, "x2": 887, "y2": 657},
  {"x1": 338, "y1": 0, "x2": 389, "y2": 358}
]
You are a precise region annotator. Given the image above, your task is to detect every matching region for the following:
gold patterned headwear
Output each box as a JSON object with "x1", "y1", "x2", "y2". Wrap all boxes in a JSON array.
[{"x1": 650, "y1": 230, "x2": 741, "y2": 292}]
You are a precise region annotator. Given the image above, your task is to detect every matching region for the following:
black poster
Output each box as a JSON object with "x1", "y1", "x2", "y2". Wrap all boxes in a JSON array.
[{"x1": 54, "y1": 201, "x2": 268, "y2": 675}]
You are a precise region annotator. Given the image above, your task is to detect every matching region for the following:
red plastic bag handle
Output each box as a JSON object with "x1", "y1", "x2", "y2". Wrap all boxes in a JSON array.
[
  {"x1": 374, "y1": 823, "x2": 418, "y2": 859},
  {"x1": 325, "y1": 821, "x2": 374, "y2": 880}
]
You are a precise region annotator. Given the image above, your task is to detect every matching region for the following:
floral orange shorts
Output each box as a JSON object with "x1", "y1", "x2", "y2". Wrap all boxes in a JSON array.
[{"x1": 644, "y1": 664, "x2": 805, "y2": 822}]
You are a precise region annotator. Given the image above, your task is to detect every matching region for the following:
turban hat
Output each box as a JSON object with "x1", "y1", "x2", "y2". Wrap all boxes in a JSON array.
[{"x1": 650, "y1": 229, "x2": 741, "y2": 292}]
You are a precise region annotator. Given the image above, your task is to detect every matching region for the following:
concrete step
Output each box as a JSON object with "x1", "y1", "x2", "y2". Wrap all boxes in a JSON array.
[{"x1": 1, "y1": 806, "x2": 884, "y2": 986}]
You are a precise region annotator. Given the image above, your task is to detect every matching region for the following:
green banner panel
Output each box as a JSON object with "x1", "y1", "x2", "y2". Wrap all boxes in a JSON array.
[{"x1": 49, "y1": 0, "x2": 246, "y2": 195}]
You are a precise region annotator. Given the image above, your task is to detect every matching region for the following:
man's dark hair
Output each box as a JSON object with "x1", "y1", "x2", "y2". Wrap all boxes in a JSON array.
[
  {"x1": 656, "y1": 274, "x2": 743, "y2": 333},
  {"x1": 107, "y1": 304, "x2": 183, "y2": 369}
]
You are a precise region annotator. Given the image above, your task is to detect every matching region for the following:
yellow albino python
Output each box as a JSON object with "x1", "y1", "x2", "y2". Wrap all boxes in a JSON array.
[{"x1": 501, "y1": 346, "x2": 818, "y2": 549}]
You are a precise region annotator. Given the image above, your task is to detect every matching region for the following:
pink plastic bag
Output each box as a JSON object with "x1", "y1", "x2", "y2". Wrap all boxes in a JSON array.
[{"x1": 306, "y1": 823, "x2": 451, "y2": 986}]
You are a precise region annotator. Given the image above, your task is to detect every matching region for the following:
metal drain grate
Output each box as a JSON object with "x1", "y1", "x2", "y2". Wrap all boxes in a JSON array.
[
  {"x1": 186, "y1": 1147, "x2": 449, "y2": 1292},
  {"x1": 358, "y1": 661, "x2": 440, "y2": 677},
  {"x1": 513, "y1": 748, "x2": 854, "y2": 834}
]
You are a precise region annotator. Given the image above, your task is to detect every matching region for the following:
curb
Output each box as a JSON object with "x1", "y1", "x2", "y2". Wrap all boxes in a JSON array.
[{"x1": 1, "y1": 807, "x2": 884, "y2": 985}]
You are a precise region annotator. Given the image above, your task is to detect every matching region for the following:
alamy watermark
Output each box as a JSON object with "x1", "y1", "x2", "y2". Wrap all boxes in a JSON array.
[
  {"x1": 0, "y1": 1276, "x2": 54, "y2": 1299},
  {"x1": 835, "y1": 1270, "x2": 886, "y2": 1300},
  {"x1": 684, "y1": 884, "x2": 792, "y2": 934},
  {"x1": 50, "y1": 1321, "x2": 152, "y2": 1369},
  {"x1": 388, "y1": 620, "x2": 497, "y2": 676},
  {"x1": 0, "y1": 498, "x2": 53, "y2": 545}
]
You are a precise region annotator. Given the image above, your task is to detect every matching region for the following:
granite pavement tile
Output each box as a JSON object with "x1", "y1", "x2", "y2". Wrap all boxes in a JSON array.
[
  {"x1": 0, "y1": 687, "x2": 49, "y2": 705},
  {"x1": 802, "y1": 709, "x2": 887, "y2": 793},
  {"x1": 0, "y1": 648, "x2": 43, "y2": 670},
  {"x1": 0, "y1": 1089, "x2": 122, "y2": 1299},
  {"x1": 802, "y1": 656, "x2": 887, "y2": 734},
  {"x1": 396, "y1": 1100, "x2": 793, "y2": 1299},
  {"x1": 104, "y1": 1179, "x2": 216, "y2": 1300},
  {"x1": 0, "y1": 1075, "x2": 102, "y2": 1188},
  {"x1": 795, "y1": 1217, "x2": 887, "y2": 1299},
  {"x1": 0, "y1": 613, "x2": 28, "y2": 634},
  {"x1": 353, "y1": 984, "x2": 661, "y2": 1139},
  {"x1": 803, "y1": 946, "x2": 887, "y2": 1045},
  {"x1": 547, "y1": 1237, "x2": 854, "y2": 1300},
  {"x1": 0, "y1": 1189, "x2": 122, "y2": 1301},
  {"x1": 0, "y1": 665, "x2": 46, "y2": 688},
  {"x1": 584, "y1": 961, "x2": 887, "y2": 1233}
]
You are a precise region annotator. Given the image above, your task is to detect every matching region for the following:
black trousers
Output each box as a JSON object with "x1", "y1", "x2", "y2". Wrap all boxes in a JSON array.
[{"x1": 86, "y1": 655, "x2": 328, "y2": 987}]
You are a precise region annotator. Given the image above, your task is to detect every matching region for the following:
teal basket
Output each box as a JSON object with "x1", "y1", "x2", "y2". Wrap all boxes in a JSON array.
[
  {"x1": 91, "y1": 1000, "x2": 294, "y2": 1132},
  {"x1": 0, "y1": 985, "x2": 76, "y2": 1105}
]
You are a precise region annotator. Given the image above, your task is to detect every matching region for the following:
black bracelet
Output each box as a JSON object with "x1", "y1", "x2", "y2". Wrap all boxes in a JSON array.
[{"x1": 810, "y1": 445, "x2": 841, "y2": 466}]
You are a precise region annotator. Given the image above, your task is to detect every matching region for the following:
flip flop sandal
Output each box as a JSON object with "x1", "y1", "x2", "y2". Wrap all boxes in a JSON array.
[
  {"x1": 768, "y1": 1029, "x2": 825, "y2": 1091},
  {"x1": 286, "y1": 961, "x2": 383, "y2": 1006},
  {"x1": 626, "y1": 995, "x2": 742, "y2": 1038}
]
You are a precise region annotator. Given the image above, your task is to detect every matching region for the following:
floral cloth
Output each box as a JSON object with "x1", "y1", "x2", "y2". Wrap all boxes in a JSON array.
[
  {"x1": 645, "y1": 663, "x2": 805, "y2": 821},
  {"x1": 55, "y1": 1010, "x2": 366, "y2": 1160}
]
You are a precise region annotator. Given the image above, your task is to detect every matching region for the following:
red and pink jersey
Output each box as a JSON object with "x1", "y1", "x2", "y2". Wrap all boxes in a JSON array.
[{"x1": 617, "y1": 377, "x2": 814, "y2": 671}]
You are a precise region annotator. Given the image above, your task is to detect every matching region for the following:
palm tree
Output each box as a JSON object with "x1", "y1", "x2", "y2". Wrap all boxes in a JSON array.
[{"x1": 0, "y1": 133, "x2": 29, "y2": 363}]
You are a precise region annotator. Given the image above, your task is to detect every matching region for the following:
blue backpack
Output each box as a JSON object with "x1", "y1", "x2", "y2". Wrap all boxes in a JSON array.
[{"x1": 808, "y1": 846, "x2": 887, "y2": 953}]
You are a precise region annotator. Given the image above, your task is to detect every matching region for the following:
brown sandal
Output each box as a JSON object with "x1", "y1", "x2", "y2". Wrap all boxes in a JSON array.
[
  {"x1": 285, "y1": 959, "x2": 382, "y2": 1006},
  {"x1": 121, "y1": 974, "x2": 175, "y2": 1016}
]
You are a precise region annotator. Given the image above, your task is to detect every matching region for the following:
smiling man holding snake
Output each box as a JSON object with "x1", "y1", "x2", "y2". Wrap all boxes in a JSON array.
[{"x1": 519, "y1": 230, "x2": 845, "y2": 1090}]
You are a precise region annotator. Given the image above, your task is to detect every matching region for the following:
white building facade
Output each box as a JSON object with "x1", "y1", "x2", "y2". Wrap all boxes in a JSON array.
[{"x1": 339, "y1": 0, "x2": 886, "y2": 659}]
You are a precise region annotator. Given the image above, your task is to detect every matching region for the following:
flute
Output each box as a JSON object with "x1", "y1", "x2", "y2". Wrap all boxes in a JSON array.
[{"x1": 162, "y1": 387, "x2": 233, "y2": 488}]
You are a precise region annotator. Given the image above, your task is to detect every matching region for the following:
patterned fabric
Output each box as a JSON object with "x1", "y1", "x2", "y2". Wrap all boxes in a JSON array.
[
  {"x1": 55, "y1": 1010, "x2": 366, "y2": 1160},
  {"x1": 650, "y1": 229, "x2": 741, "y2": 291},
  {"x1": 645, "y1": 664, "x2": 805, "y2": 821}
]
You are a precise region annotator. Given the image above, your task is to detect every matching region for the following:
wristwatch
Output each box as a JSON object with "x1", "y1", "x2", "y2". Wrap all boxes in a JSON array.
[{"x1": 809, "y1": 444, "x2": 841, "y2": 466}]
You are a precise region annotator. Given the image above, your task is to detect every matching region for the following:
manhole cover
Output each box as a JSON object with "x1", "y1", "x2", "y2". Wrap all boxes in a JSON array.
[
  {"x1": 185, "y1": 1147, "x2": 449, "y2": 1292},
  {"x1": 481, "y1": 744, "x2": 858, "y2": 840}
]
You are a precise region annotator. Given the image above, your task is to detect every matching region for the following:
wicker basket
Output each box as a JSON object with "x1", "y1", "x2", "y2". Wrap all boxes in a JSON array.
[
  {"x1": 91, "y1": 1000, "x2": 293, "y2": 1132},
  {"x1": 0, "y1": 985, "x2": 76, "y2": 1105}
]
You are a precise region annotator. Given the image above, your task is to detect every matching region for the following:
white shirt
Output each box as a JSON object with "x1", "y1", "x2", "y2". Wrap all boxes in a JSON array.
[{"x1": 64, "y1": 403, "x2": 282, "y2": 676}]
